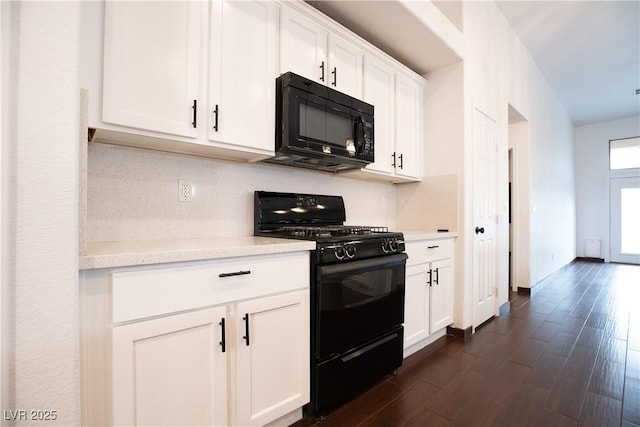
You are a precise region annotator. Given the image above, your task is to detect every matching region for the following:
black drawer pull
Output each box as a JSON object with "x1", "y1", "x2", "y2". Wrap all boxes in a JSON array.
[
  {"x1": 219, "y1": 318, "x2": 226, "y2": 353},
  {"x1": 212, "y1": 104, "x2": 219, "y2": 132},
  {"x1": 428, "y1": 245, "x2": 439, "y2": 249},
  {"x1": 434, "y1": 267, "x2": 439, "y2": 285},
  {"x1": 218, "y1": 270, "x2": 251, "y2": 278},
  {"x1": 191, "y1": 99, "x2": 197, "y2": 128},
  {"x1": 243, "y1": 313, "x2": 250, "y2": 346}
]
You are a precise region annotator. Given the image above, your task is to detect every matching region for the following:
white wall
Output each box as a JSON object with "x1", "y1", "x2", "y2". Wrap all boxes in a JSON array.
[
  {"x1": 1, "y1": 0, "x2": 10, "y2": 412},
  {"x1": 459, "y1": 1, "x2": 576, "y2": 326},
  {"x1": 9, "y1": 2, "x2": 81, "y2": 423},
  {"x1": 575, "y1": 116, "x2": 640, "y2": 261}
]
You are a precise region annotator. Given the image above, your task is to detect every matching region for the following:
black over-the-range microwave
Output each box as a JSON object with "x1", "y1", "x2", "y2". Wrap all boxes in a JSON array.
[{"x1": 264, "y1": 71, "x2": 374, "y2": 173}]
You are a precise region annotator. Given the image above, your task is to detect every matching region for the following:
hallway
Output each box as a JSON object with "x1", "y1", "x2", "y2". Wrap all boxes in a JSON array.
[{"x1": 297, "y1": 260, "x2": 640, "y2": 426}]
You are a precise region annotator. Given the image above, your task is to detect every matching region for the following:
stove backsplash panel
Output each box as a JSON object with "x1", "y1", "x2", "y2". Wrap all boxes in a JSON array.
[{"x1": 87, "y1": 143, "x2": 397, "y2": 243}]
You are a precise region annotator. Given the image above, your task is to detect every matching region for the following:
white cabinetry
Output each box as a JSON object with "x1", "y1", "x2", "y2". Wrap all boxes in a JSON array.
[
  {"x1": 362, "y1": 54, "x2": 395, "y2": 175},
  {"x1": 102, "y1": 1, "x2": 204, "y2": 138},
  {"x1": 394, "y1": 73, "x2": 424, "y2": 180},
  {"x1": 82, "y1": 0, "x2": 425, "y2": 179},
  {"x1": 88, "y1": 0, "x2": 276, "y2": 162},
  {"x1": 235, "y1": 292, "x2": 309, "y2": 426},
  {"x1": 81, "y1": 251, "x2": 310, "y2": 426},
  {"x1": 279, "y1": 3, "x2": 363, "y2": 98},
  {"x1": 209, "y1": 0, "x2": 277, "y2": 155},
  {"x1": 403, "y1": 237, "x2": 454, "y2": 353},
  {"x1": 359, "y1": 55, "x2": 424, "y2": 183},
  {"x1": 112, "y1": 306, "x2": 228, "y2": 426}
]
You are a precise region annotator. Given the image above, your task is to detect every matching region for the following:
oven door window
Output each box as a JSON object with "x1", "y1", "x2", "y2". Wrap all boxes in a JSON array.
[{"x1": 316, "y1": 254, "x2": 406, "y2": 361}]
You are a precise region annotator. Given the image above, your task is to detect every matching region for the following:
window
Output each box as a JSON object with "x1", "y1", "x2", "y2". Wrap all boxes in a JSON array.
[{"x1": 610, "y1": 136, "x2": 640, "y2": 170}]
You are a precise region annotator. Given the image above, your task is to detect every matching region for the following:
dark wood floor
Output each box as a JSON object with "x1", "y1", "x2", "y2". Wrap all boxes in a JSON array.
[{"x1": 294, "y1": 260, "x2": 640, "y2": 427}]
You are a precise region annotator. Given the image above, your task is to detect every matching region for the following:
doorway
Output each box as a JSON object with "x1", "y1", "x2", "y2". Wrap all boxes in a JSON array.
[
  {"x1": 610, "y1": 177, "x2": 640, "y2": 264},
  {"x1": 507, "y1": 105, "x2": 531, "y2": 292}
]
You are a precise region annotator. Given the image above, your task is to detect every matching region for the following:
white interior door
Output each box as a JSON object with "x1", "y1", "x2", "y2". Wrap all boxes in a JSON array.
[
  {"x1": 473, "y1": 108, "x2": 498, "y2": 327},
  {"x1": 611, "y1": 177, "x2": 640, "y2": 264}
]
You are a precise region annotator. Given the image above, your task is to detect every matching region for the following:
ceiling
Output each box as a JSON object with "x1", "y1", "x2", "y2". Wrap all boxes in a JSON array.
[
  {"x1": 307, "y1": 1, "x2": 639, "y2": 127},
  {"x1": 495, "y1": 1, "x2": 640, "y2": 126}
]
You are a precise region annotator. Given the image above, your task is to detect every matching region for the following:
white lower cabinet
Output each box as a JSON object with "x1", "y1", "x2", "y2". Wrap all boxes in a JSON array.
[
  {"x1": 404, "y1": 264, "x2": 430, "y2": 347},
  {"x1": 112, "y1": 307, "x2": 229, "y2": 426},
  {"x1": 234, "y1": 291, "x2": 310, "y2": 426},
  {"x1": 403, "y1": 238, "x2": 455, "y2": 352},
  {"x1": 80, "y1": 251, "x2": 310, "y2": 427}
]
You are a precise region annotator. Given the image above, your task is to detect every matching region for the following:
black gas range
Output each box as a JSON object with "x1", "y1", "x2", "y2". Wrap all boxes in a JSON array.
[
  {"x1": 254, "y1": 191, "x2": 406, "y2": 418},
  {"x1": 253, "y1": 191, "x2": 405, "y2": 262}
]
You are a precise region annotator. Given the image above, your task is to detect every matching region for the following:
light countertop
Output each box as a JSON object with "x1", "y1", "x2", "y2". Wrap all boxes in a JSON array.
[
  {"x1": 80, "y1": 236, "x2": 316, "y2": 270},
  {"x1": 403, "y1": 231, "x2": 458, "y2": 241}
]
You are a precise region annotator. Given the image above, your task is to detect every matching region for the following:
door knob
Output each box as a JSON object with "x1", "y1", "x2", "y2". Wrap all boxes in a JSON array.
[{"x1": 475, "y1": 226, "x2": 485, "y2": 234}]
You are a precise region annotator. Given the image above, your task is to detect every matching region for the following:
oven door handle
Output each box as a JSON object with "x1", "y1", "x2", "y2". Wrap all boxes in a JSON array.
[{"x1": 318, "y1": 253, "x2": 407, "y2": 278}]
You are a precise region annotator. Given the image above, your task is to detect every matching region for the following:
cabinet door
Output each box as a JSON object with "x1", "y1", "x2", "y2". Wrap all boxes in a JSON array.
[
  {"x1": 102, "y1": 1, "x2": 203, "y2": 138},
  {"x1": 235, "y1": 290, "x2": 310, "y2": 426},
  {"x1": 430, "y1": 258, "x2": 454, "y2": 332},
  {"x1": 112, "y1": 307, "x2": 228, "y2": 426},
  {"x1": 280, "y1": 5, "x2": 327, "y2": 83},
  {"x1": 404, "y1": 264, "x2": 430, "y2": 349},
  {"x1": 363, "y1": 54, "x2": 395, "y2": 174},
  {"x1": 209, "y1": 0, "x2": 276, "y2": 153},
  {"x1": 328, "y1": 33, "x2": 363, "y2": 98},
  {"x1": 394, "y1": 73, "x2": 423, "y2": 180}
]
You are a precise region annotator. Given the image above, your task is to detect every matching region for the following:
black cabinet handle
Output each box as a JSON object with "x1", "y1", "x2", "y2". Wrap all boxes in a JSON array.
[
  {"x1": 427, "y1": 245, "x2": 439, "y2": 249},
  {"x1": 212, "y1": 104, "x2": 219, "y2": 132},
  {"x1": 243, "y1": 313, "x2": 250, "y2": 346},
  {"x1": 392, "y1": 152, "x2": 396, "y2": 167},
  {"x1": 219, "y1": 318, "x2": 226, "y2": 353},
  {"x1": 399, "y1": 153, "x2": 404, "y2": 169},
  {"x1": 427, "y1": 269, "x2": 432, "y2": 287},
  {"x1": 192, "y1": 100, "x2": 197, "y2": 128},
  {"x1": 331, "y1": 67, "x2": 337, "y2": 86},
  {"x1": 218, "y1": 270, "x2": 251, "y2": 278},
  {"x1": 434, "y1": 267, "x2": 439, "y2": 285},
  {"x1": 320, "y1": 61, "x2": 325, "y2": 81},
  {"x1": 475, "y1": 226, "x2": 485, "y2": 234}
]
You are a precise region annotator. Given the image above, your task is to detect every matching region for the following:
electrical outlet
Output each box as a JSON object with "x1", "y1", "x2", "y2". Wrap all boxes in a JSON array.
[{"x1": 178, "y1": 180, "x2": 193, "y2": 202}]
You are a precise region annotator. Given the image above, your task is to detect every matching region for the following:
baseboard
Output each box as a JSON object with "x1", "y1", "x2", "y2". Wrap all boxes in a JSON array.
[
  {"x1": 446, "y1": 325, "x2": 473, "y2": 340},
  {"x1": 575, "y1": 257, "x2": 605, "y2": 263},
  {"x1": 517, "y1": 286, "x2": 531, "y2": 294}
]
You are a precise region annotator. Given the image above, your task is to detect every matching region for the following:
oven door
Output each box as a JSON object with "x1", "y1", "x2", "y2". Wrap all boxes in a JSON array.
[{"x1": 315, "y1": 253, "x2": 407, "y2": 361}]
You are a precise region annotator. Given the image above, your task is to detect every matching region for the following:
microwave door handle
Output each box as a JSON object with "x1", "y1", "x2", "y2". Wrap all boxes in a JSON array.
[{"x1": 355, "y1": 115, "x2": 366, "y2": 149}]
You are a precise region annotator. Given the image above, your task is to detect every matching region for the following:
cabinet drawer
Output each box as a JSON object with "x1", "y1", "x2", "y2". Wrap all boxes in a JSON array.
[
  {"x1": 112, "y1": 252, "x2": 309, "y2": 323},
  {"x1": 405, "y1": 238, "x2": 453, "y2": 266}
]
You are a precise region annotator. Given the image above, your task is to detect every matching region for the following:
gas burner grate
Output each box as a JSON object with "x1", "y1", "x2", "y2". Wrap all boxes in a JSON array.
[{"x1": 275, "y1": 225, "x2": 389, "y2": 238}]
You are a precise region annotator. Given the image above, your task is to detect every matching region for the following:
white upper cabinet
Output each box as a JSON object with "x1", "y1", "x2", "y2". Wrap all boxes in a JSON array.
[
  {"x1": 394, "y1": 72, "x2": 424, "y2": 180},
  {"x1": 328, "y1": 33, "x2": 363, "y2": 98},
  {"x1": 209, "y1": 0, "x2": 277, "y2": 154},
  {"x1": 362, "y1": 54, "x2": 395, "y2": 175},
  {"x1": 279, "y1": 4, "x2": 363, "y2": 98},
  {"x1": 279, "y1": 5, "x2": 328, "y2": 84},
  {"x1": 102, "y1": 1, "x2": 204, "y2": 138},
  {"x1": 358, "y1": 56, "x2": 424, "y2": 183}
]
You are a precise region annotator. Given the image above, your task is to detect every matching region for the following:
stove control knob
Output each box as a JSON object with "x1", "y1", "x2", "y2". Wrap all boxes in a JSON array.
[
  {"x1": 345, "y1": 244, "x2": 357, "y2": 259},
  {"x1": 334, "y1": 246, "x2": 346, "y2": 261},
  {"x1": 382, "y1": 238, "x2": 398, "y2": 254}
]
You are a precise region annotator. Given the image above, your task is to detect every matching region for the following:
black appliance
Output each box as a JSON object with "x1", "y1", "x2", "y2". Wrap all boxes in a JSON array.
[
  {"x1": 254, "y1": 191, "x2": 406, "y2": 418},
  {"x1": 265, "y1": 72, "x2": 374, "y2": 173}
]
